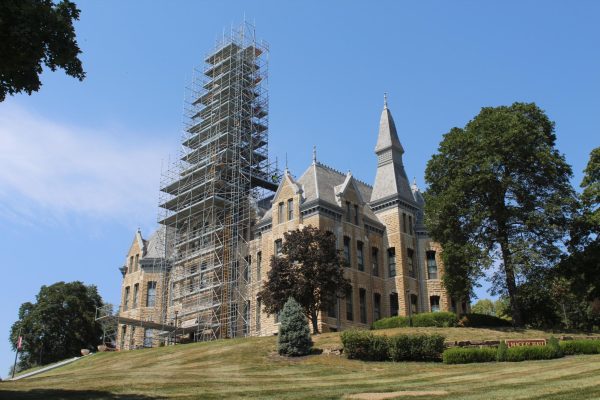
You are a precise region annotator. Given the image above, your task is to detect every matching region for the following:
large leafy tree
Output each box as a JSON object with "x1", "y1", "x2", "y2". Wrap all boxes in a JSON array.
[
  {"x1": 425, "y1": 102, "x2": 575, "y2": 326},
  {"x1": 9, "y1": 281, "x2": 103, "y2": 370},
  {"x1": 257, "y1": 226, "x2": 350, "y2": 333},
  {"x1": 0, "y1": 0, "x2": 85, "y2": 102},
  {"x1": 560, "y1": 147, "x2": 600, "y2": 303}
]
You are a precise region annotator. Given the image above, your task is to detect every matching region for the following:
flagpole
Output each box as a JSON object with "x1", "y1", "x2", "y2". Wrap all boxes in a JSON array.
[{"x1": 11, "y1": 328, "x2": 21, "y2": 379}]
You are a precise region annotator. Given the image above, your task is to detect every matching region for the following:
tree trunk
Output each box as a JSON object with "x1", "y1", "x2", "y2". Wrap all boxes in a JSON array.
[
  {"x1": 498, "y1": 234, "x2": 523, "y2": 326},
  {"x1": 310, "y1": 310, "x2": 319, "y2": 334}
]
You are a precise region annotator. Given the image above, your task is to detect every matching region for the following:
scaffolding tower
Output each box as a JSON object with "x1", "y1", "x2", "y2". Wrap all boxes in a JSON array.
[{"x1": 159, "y1": 22, "x2": 277, "y2": 342}]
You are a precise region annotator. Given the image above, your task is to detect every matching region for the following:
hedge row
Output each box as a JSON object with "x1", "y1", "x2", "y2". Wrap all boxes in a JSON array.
[
  {"x1": 372, "y1": 312, "x2": 458, "y2": 330},
  {"x1": 443, "y1": 337, "x2": 563, "y2": 364},
  {"x1": 341, "y1": 330, "x2": 445, "y2": 362},
  {"x1": 560, "y1": 339, "x2": 600, "y2": 355},
  {"x1": 371, "y1": 312, "x2": 512, "y2": 330}
]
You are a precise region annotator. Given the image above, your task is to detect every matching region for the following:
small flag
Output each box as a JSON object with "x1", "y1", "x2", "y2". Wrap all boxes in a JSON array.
[{"x1": 17, "y1": 336, "x2": 22, "y2": 350}]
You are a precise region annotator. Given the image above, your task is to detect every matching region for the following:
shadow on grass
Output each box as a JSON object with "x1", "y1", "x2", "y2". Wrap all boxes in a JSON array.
[{"x1": 0, "y1": 389, "x2": 163, "y2": 400}]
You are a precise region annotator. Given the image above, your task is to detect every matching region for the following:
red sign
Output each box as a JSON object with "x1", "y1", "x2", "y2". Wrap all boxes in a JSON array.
[{"x1": 17, "y1": 336, "x2": 22, "y2": 350}]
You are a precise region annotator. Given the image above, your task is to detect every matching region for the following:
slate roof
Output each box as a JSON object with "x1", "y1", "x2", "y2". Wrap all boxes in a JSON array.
[{"x1": 143, "y1": 225, "x2": 176, "y2": 259}]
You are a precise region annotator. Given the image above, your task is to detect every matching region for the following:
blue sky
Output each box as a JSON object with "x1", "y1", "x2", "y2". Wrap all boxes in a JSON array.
[{"x1": 1, "y1": 1, "x2": 599, "y2": 376}]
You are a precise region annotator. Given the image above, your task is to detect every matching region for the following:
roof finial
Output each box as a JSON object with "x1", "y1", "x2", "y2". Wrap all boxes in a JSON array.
[
  {"x1": 312, "y1": 145, "x2": 317, "y2": 165},
  {"x1": 383, "y1": 92, "x2": 388, "y2": 109}
]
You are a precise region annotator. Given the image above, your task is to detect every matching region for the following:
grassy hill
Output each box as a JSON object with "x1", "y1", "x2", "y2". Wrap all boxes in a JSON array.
[{"x1": 2, "y1": 327, "x2": 600, "y2": 399}]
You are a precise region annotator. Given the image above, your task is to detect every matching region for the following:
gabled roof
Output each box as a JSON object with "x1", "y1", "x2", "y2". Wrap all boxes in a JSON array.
[{"x1": 143, "y1": 225, "x2": 176, "y2": 259}]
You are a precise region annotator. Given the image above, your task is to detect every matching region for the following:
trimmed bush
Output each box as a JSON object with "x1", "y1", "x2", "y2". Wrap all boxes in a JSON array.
[
  {"x1": 372, "y1": 312, "x2": 458, "y2": 330},
  {"x1": 340, "y1": 330, "x2": 389, "y2": 361},
  {"x1": 458, "y1": 313, "x2": 512, "y2": 327},
  {"x1": 505, "y1": 345, "x2": 563, "y2": 362},
  {"x1": 277, "y1": 297, "x2": 313, "y2": 356},
  {"x1": 372, "y1": 316, "x2": 409, "y2": 330},
  {"x1": 560, "y1": 339, "x2": 600, "y2": 355},
  {"x1": 443, "y1": 347, "x2": 497, "y2": 364},
  {"x1": 496, "y1": 340, "x2": 508, "y2": 362},
  {"x1": 411, "y1": 312, "x2": 458, "y2": 327},
  {"x1": 388, "y1": 334, "x2": 445, "y2": 361}
]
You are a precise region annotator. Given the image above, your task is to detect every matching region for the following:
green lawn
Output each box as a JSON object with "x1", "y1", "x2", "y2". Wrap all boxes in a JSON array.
[{"x1": 2, "y1": 327, "x2": 600, "y2": 400}]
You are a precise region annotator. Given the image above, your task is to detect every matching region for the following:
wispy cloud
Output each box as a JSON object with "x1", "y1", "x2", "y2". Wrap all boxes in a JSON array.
[{"x1": 0, "y1": 105, "x2": 172, "y2": 227}]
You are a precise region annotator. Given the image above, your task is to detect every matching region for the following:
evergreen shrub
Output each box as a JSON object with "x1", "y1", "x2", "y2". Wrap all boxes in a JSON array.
[
  {"x1": 496, "y1": 340, "x2": 508, "y2": 361},
  {"x1": 560, "y1": 339, "x2": 600, "y2": 355},
  {"x1": 388, "y1": 334, "x2": 445, "y2": 361},
  {"x1": 277, "y1": 297, "x2": 313, "y2": 356},
  {"x1": 458, "y1": 313, "x2": 512, "y2": 327},
  {"x1": 411, "y1": 312, "x2": 458, "y2": 327},
  {"x1": 442, "y1": 347, "x2": 497, "y2": 364},
  {"x1": 340, "y1": 330, "x2": 389, "y2": 361},
  {"x1": 372, "y1": 316, "x2": 409, "y2": 330}
]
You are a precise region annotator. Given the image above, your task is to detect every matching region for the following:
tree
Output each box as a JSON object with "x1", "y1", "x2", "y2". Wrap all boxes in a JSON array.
[
  {"x1": 561, "y1": 147, "x2": 600, "y2": 301},
  {"x1": 277, "y1": 297, "x2": 313, "y2": 357},
  {"x1": 257, "y1": 226, "x2": 351, "y2": 333},
  {"x1": 471, "y1": 299, "x2": 496, "y2": 316},
  {"x1": 0, "y1": 0, "x2": 85, "y2": 102},
  {"x1": 425, "y1": 102, "x2": 576, "y2": 326},
  {"x1": 9, "y1": 281, "x2": 103, "y2": 370}
]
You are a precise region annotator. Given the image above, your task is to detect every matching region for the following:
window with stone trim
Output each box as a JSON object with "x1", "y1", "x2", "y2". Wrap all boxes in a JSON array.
[
  {"x1": 359, "y1": 288, "x2": 367, "y2": 324},
  {"x1": 256, "y1": 298, "x2": 261, "y2": 332},
  {"x1": 143, "y1": 329, "x2": 153, "y2": 348},
  {"x1": 357, "y1": 241, "x2": 364, "y2": 271},
  {"x1": 146, "y1": 281, "x2": 157, "y2": 307},
  {"x1": 287, "y1": 198, "x2": 294, "y2": 220},
  {"x1": 346, "y1": 286, "x2": 354, "y2": 321},
  {"x1": 133, "y1": 283, "x2": 139, "y2": 308},
  {"x1": 373, "y1": 293, "x2": 381, "y2": 321},
  {"x1": 411, "y1": 294, "x2": 418, "y2": 314},
  {"x1": 407, "y1": 248, "x2": 415, "y2": 278},
  {"x1": 388, "y1": 248, "x2": 396, "y2": 277},
  {"x1": 402, "y1": 213, "x2": 407, "y2": 233},
  {"x1": 343, "y1": 236, "x2": 351, "y2": 266},
  {"x1": 134, "y1": 254, "x2": 139, "y2": 271},
  {"x1": 256, "y1": 251, "x2": 262, "y2": 280},
  {"x1": 354, "y1": 204, "x2": 359, "y2": 225},
  {"x1": 346, "y1": 201, "x2": 351, "y2": 222},
  {"x1": 390, "y1": 292, "x2": 399, "y2": 316},
  {"x1": 124, "y1": 286, "x2": 130, "y2": 310},
  {"x1": 430, "y1": 296, "x2": 440, "y2": 312},
  {"x1": 371, "y1": 247, "x2": 379, "y2": 276},
  {"x1": 426, "y1": 251, "x2": 438, "y2": 279},
  {"x1": 409, "y1": 215, "x2": 413, "y2": 235},
  {"x1": 278, "y1": 202, "x2": 284, "y2": 223},
  {"x1": 275, "y1": 239, "x2": 283, "y2": 256}
]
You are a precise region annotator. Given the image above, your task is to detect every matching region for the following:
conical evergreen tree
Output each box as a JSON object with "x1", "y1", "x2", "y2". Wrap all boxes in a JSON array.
[{"x1": 278, "y1": 297, "x2": 313, "y2": 356}]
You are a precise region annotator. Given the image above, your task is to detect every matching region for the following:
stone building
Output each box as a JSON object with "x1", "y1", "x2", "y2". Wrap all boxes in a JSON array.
[{"x1": 115, "y1": 99, "x2": 466, "y2": 349}]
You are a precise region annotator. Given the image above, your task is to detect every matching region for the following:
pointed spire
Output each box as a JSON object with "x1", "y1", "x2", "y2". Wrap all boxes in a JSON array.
[
  {"x1": 312, "y1": 145, "x2": 317, "y2": 165},
  {"x1": 374, "y1": 95, "x2": 404, "y2": 154},
  {"x1": 285, "y1": 152, "x2": 288, "y2": 172}
]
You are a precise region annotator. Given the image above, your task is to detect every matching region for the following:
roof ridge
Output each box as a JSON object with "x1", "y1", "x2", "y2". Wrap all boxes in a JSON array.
[{"x1": 315, "y1": 161, "x2": 372, "y2": 189}]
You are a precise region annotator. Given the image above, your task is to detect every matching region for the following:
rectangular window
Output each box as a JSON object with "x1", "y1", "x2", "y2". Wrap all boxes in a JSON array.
[
  {"x1": 409, "y1": 215, "x2": 413, "y2": 235},
  {"x1": 346, "y1": 287, "x2": 354, "y2": 321},
  {"x1": 346, "y1": 201, "x2": 351, "y2": 222},
  {"x1": 354, "y1": 204, "x2": 359, "y2": 225},
  {"x1": 390, "y1": 293, "x2": 399, "y2": 316},
  {"x1": 256, "y1": 251, "x2": 262, "y2": 281},
  {"x1": 133, "y1": 283, "x2": 139, "y2": 308},
  {"x1": 256, "y1": 298, "x2": 261, "y2": 332},
  {"x1": 129, "y1": 256, "x2": 133, "y2": 273},
  {"x1": 357, "y1": 241, "x2": 364, "y2": 271},
  {"x1": 402, "y1": 213, "x2": 407, "y2": 233},
  {"x1": 427, "y1": 251, "x2": 438, "y2": 279},
  {"x1": 143, "y1": 329, "x2": 153, "y2": 347},
  {"x1": 146, "y1": 281, "x2": 157, "y2": 307},
  {"x1": 343, "y1": 236, "x2": 351, "y2": 266},
  {"x1": 430, "y1": 296, "x2": 440, "y2": 312},
  {"x1": 287, "y1": 198, "x2": 294, "y2": 220},
  {"x1": 388, "y1": 248, "x2": 396, "y2": 277},
  {"x1": 275, "y1": 239, "x2": 283, "y2": 256},
  {"x1": 278, "y1": 202, "x2": 284, "y2": 224},
  {"x1": 374, "y1": 293, "x2": 381, "y2": 321},
  {"x1": 371, "y1": 247, "x2": 379, "y2": 277},
  {"x1": 243, "y1": 300, "x2": 250, "y2": 336},
  {"x1": 407, "y1": 248, "x2": 415, "y2": 278},
  {"x1": 359, "y1": 288, "x2": 367, "y2": 324},
  {"x1": 411, "y1": 294, "x2": 419, "y2": 314},
  {"x1": 124, "y1": 286, "x2": 130, "y2": 311},
  {"x1": 244, "y1": 255, "x2": 251, "y2": 283},
  {"x1": 134, "y1": 254, "x2": 139, "y2": 271}
]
